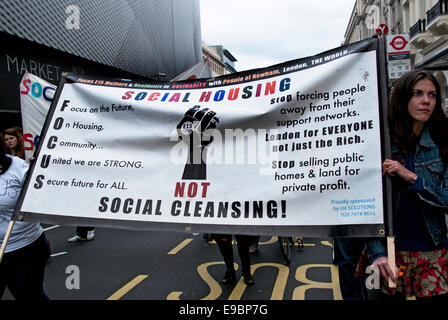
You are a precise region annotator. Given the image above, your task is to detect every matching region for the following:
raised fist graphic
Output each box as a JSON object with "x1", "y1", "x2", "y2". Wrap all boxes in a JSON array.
[{"x1": 176, "y1": 105, "x2": 219, "y2": 180}]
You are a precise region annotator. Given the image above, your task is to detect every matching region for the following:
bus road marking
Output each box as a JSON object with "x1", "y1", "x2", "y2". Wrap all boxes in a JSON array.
[
  {"x1": 107, "y1": 275, "x2": 148, "y2": 300},
  {"x1": 168, "y1": 238, "x2": 193, "y2": 255}
]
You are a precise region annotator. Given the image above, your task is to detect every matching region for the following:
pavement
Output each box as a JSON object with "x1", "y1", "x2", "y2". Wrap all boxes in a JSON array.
[{"x1": 2, "y1": 225, "x2": 340, "y2": 300}]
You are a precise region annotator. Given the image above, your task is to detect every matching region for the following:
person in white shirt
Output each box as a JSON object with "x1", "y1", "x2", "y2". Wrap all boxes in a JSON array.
[{"x1": 0, "y1": 145, "x2": 50, "y2": 300}]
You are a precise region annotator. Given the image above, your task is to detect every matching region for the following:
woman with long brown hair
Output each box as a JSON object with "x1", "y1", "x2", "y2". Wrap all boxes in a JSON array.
[
  {"x1": 2, "y1": 127, "x2": 25, "y2": 160},
  {"x1": 365, "y1": 70, "x2": 448, "y2": 300}
]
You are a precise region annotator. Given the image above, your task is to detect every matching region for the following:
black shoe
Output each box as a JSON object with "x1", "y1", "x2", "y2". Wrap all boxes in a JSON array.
[
  {"x1": 221, "y1": 270, "x2": 236, "y2": 285},
  {"x1": 243, "y1": 274, "x2": 255, "y2": 286}
]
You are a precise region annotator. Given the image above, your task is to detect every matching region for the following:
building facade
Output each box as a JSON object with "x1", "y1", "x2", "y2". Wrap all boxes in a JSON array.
[
  {"x1": 407, "y1": 0, "x2": 448, "y2": 111},
  {"x1": 344, "y1": 0, "x2": 405, "y2": 43},
  {"x1": 344, "y1": 0, "x2": 448, "y2": 111},
  {"x1": 0, "y1": 0, "x2": 202, "y2": 129},
  {"x1": 202, "y1": 43, "x2": 238, "y2": 76}
]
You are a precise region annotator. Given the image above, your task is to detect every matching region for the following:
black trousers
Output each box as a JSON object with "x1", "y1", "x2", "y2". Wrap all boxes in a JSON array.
[
  {"x1": 76, "y1": 226, "x2": 94, "y2": 238},
  {"x1": 213, "y1": 234, "x2": 254, "y2": 275},
  {"x1": 0, "y1": 233, "x2": 50, "y2": 300},
  {"x1": 333, "y1": 237, "x2": 367, "y2": 300}
]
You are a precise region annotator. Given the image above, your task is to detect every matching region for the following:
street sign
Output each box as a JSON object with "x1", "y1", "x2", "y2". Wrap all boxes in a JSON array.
[
  {"x1": 376, "y1": 24, "x2": 389, "y2": 35},
  {"x1": 386, "y1": 34, "x2": 411, "y2": 80},
  {"x1": 389, "y1": 35, "x2": 408, "y2": 51}
]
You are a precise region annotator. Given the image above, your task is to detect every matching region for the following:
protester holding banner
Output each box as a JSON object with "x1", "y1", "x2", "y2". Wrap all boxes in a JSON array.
[
  {"x1": 364, "y1": 70, "x2": 448, "y2": 300},
  {"x1": 0, "y1": 146, "x2": 50, "y2": 300},
  {"x1": 213, "y1": 234, "x2": 255, "y2": 286},
  {"x1": 2, "y1": 127, "x2": 25, "y2": 160}
]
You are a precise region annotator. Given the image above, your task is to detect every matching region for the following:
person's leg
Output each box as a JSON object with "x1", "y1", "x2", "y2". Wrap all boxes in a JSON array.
[
  {"x1": 334, "y1": 237, "x2": 367, "y2": 300},
  {"x1": 212, "y1": 234, "x2": 236, "y2": 284},
  {"x1": 69, "y1": 226, "x2": 95, "y2": 242},
  {"x1": 5, "y1": 234, "x2": 50, "y2": 300},
  {"x1": 249, "y1": 235, "x2": 260, "y2": 253},
  {"x1": 76, "y1": 226, "x2": 95, "y2": 238},
  {"x1": 0, "y1": 260, "x2": 7, "y2": 299},
  {"x1": 235, "y1": 235, "x2": 254, "y2": 286}
]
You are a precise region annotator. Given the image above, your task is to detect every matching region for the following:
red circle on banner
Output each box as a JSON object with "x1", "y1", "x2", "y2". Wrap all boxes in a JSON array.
[{"x1": 390, "y1": 35, "x2": 408, "y2": 51}]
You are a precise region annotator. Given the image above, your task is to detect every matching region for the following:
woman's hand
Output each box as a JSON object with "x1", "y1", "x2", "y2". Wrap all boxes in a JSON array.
[
  {"x1": 382, "y1": 159, "x2": 417, "y2": 183},
  {"x1": 372, "y1": 256, "x2": 397, "y2": 285}
]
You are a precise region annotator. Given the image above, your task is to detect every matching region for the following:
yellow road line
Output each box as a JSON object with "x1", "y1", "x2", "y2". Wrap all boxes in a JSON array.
[
  {"x1": 107, "y1": 275, "x2": 148, "y2": 300},
  {"x1": 320, "y1": 240, "x2": 333, "y2": 247},
  {"x1": 167, "y1": 291, "x2": 183, "y2": 300},
  {"x1": 168, "y1": 238, "x2": 193, "y2": 255},
  {"x1": 302, "y1": 243, "x2": 316, "y2": 247},
  {"x1": 43, "y1": 225, "x2": 60, "y2": 231}
]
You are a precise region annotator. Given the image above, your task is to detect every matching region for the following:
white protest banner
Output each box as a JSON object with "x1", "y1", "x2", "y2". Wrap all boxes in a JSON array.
[
  {"x1": 14, "y1": 38, "x2": 389, "y2": 237},
  {"x1": 20, "y1": 72, "x2": 56, "y2": 160}
]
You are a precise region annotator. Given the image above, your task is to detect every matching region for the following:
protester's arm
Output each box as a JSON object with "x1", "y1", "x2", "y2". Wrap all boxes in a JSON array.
[
  {"x1": 365, "y1": 238, "x2": 397, "y2": 284},
  {"x1": 372, "y1": 256, "x2": 397, "y2": 284},
  {"x1": 383, "y1": 158, "x2": 448, "y2": 208},
  {"x1": 382, "y1": 159, "x2": 416, "y2": 183},
  {"x1": 413, "y1": 162, "x2": 448, "y2": 208}
]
